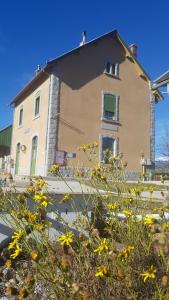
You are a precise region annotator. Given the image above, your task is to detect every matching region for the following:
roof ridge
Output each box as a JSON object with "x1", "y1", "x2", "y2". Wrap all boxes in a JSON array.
[{"x1": 47, "y1": 29, "x2": 117, "y2": 65}]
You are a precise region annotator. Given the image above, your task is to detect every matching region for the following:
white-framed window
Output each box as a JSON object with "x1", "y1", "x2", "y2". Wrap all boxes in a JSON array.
[
  {"x1": 105, "y1": 62, "x2": 119, "y2": 77},
  {"x1": 102, "y1": 92, "x2": 119, "y2": 122},
  {"x1": 19, "y1": 107, "x2": 23, "y2": 126},
  {"x1": 34, "y1": 95, "x2": 40, "y2": 117},
  {"x1": 100, "y1": 135, "x2": 118, "y2": 162}
]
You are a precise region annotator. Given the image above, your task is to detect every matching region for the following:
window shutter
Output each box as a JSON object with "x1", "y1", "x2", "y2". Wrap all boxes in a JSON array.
[{"x1": 104, "y1": 94, "x2": 116, "y2": 113}]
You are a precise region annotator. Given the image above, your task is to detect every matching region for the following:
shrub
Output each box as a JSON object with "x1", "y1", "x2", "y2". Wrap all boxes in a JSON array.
[{"x1": 0, "y1": 144, "x2": 169, "y2": 299}]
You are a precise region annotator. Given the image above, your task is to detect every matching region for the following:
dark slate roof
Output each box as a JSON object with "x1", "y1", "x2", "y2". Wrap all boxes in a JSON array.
[{"x1": 154, "y1": 70, "x2": 169, "y2": 85}]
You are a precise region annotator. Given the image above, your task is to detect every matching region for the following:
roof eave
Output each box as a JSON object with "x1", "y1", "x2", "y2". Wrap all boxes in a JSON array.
[
  {"x1": 9, "y1": 30, "x2": 118, "y2": 106},
  {"x1": 116, "y1": 33, "x2": 163, "y2": 101},
  {"x1": 116, "y1": 32, "x2": 151, "y2": 82},
  {"x1": 9, "y1": 66, "x2": 50, "y2": 105}
]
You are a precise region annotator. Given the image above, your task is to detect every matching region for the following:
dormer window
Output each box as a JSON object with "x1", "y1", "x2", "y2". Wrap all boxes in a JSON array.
[{"x1": 105, "y1": 62, "x2": 119, "y2": 77}]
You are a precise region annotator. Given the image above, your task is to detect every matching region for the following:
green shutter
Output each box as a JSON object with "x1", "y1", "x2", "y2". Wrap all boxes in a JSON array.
[{"x1": 104, "y1": 94, "x2": 116, "y2": 113}]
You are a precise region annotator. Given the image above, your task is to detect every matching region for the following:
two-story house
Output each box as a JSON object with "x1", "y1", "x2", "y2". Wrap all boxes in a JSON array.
[{"x1": 10, "y1": 30, "x2": 162, "y2": 177}]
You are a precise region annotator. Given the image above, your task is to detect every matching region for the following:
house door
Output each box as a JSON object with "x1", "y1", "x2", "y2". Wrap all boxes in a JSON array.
[
  {"x1": 30, "y1": 136, "x2": 38, "y2": 176},
  {"x1": 15, "y1": 143, "x2": 21, "y2": 175}
]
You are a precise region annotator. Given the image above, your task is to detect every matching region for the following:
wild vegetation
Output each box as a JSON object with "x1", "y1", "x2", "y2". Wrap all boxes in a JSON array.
[{"x1": 0, "y1": 143, "x2": 169, "y2": 299}]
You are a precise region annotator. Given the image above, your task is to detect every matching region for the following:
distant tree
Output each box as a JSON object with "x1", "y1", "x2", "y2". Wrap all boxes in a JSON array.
[{"x1": 158, "y1": 126, "x2": 169, "y2": 158}]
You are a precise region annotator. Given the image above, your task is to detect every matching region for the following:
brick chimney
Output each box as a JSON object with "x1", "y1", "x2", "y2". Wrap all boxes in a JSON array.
[
  {"x1": 79, "y1": 31, "x2": 86, "y2": 46},
  {"x1": 129, "y1": 44, "x2": 137, "y2": 57}
]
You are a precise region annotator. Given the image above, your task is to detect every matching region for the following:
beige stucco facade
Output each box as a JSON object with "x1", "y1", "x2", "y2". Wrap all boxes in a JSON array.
[
  {"x1": 57, "y1": 36, "x2": 151, "y2": 171},
  {"x1": 10, "y1": 31, "x2": 159, "y2": 177},
  {"x1": 11, "y1": 76, "x2": 50, "y2": 176}
]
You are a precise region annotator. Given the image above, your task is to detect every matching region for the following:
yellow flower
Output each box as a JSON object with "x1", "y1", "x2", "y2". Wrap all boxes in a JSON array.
[
  {"x1": 27, "y1": 186, "x2": 35, "y2": 194},
  {"x1": 34, "y1": 191, "x2": 49, "y2": 207},
  {"x1": 147, "y1": 185, "x2": 154, "y2": 194},
  {"x1": 130, "y1": 188, "x2": 140, "y2": 196},
  {"x1": 122, "y1": 210, "x2": 133, "y2": 217},
  {"x1": 41, "y1": 200, "x2": 48, "y2": 207},
  {"x1": 82, "y1": 240, "x2": 90, "y2": 248},
  {"x1": 49, "y1": 163, "x2": 59, "y2": 174},
  {"x1": 33, "y1": 223, "x2": 46, "y2": 231},
  {"x1": 5, "y1": 260, "x2": 12, "y2": 268},
  {"x1": 141, "y1": 265, "x2": 156, "y2": 282},
  {"x1": 94, "y1": 238, "x2": 109, "y2": 255},
  {"x1": 36, "y1": 178, "x2": 48, "y2": 187},
  {"x1": 100, "y1": 175, "x2": 107, "y2": 182},
  {"x1": 107, "y1": 202, "x2": 118, "y2": 210},
  {"x1": 143, "y1": 216, "x2": 155, "y2": 226},
  {"x1": 58, "y1": 231, "x2": 74, "y2": 246},
  {"x1": 108, "y1": 155, "x2": 116, "y2": 163},
  {"x1": 8, "y1": 229, "x2": 24, "y2": 250},
  {"x1": 78, "y1": 142, "x2": 98, "y2": 152},
  {"x1": 10, "y1": 244, "x2": 22, "y2": 259},
  {"x1": 95, "y1": 265, "x2": 108, "y2": 277},
  {"x1": 76, "y1": 170, "x2": 84, "y2": 177},
  {"x1": 153, "y1": 207, "x2": 164, "y2": 213},
  {"x1": 60, "y1": 193, "x2": 72, "y2": 203},
  {"x1": 12, "y1": 229, "x2": 24, "y2": 241},
  {"x1": 23, "y1": 210, "x2": 37, "y2": 223},
  {"x1": 118, "y1": 245, "x2": 134, "y2": 261},
  {"x1": 8, "y1": 240, "x2": 17, "y2": 250},
  {"x1": 94, "y1": 164, "x2": 102, "y2": 172},
  {"x1": 126, "y1": 197, "x2": 135, "y2": 204},
  {"x1": 94, "y1": 142, "x2": 99, "y2": 148},
  {"x1": 30, "y1": 250, "x2": 39, "y2": 261}
]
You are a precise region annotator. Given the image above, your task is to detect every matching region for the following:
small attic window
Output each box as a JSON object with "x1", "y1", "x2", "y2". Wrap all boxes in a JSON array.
[
  {"x1": 105, "y1": 62, "x2": 119, "y2": 77},
  {"x1": 106, "y1": 62, "x2": 111, "y2": 73}
]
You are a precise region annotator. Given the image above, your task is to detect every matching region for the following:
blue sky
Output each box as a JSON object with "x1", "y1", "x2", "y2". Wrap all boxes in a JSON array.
[{"x1": 0, "y1": 0, "x2": 169, "y2": 153}]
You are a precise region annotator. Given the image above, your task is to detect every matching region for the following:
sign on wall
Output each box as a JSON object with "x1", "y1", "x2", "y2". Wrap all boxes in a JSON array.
[{"x1": 55, "y1": 151, "x2": 66, "y2": 165}]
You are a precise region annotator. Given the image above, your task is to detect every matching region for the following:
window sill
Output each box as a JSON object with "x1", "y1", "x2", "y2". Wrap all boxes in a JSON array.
[
  {"x1": 101, "y1": 118, "x2": 120, "y2": 125},
  {"x1": 104, "y1": 71, "x2": 120, "y2": 80},
  {"x1": 18, "y1": 125, "x2": 23, "y2": 129},
  {"x1": 33, "y1": 114, "x2": 40, "y2": 120}
]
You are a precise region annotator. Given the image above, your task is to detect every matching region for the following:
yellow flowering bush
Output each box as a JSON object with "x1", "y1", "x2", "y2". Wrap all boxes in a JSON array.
[{"x1": 0, "y1": 144, "x2": 169, "y2": 299}]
